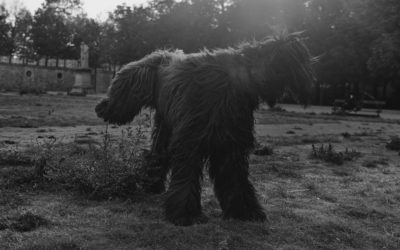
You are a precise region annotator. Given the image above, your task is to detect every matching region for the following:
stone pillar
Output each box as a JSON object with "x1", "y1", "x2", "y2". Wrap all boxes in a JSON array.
[
  {"x1": 80, "y1": 42, "x2": 89, "y2": 69},
  {"x1": 69, "y1": 43, "x2": 92, "y2": 95}
]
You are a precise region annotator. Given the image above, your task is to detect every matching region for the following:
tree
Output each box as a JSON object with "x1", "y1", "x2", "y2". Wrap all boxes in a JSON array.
[
  {"x1": 364, "y1": 0, "x2": 400, "y2": 107},
  {"x1": 103, "y1": 4, "x2": 155, "y2": 65},
  {"x1": 11, "y1": 7, "x2": 34, "y2": 62},
  {"x1": 70, "y1": 15, "x2": 102, "y2": 67},
  {"x1": 31, "y1": 0, "x2": 82, "y2": 65},
  {"x1": 0, "y1": 5, "x2": 13, "y2": 60},
  {"x1": 300, "y1": 0, "x2": 376, "y2": 103}
]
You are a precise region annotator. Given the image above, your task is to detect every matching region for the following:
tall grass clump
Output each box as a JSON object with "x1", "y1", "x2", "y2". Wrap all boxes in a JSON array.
[{"x1": 310, "y1": 144, "x2": 361, "y2": 165}]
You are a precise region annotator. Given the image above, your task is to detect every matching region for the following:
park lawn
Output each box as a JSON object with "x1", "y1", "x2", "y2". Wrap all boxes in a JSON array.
[{"x1": 0, "y1": 93, "x2": 399, "y2": 250}]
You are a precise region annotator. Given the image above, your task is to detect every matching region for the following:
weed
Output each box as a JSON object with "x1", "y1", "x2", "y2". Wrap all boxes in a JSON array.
[
  {"x1": 310, "y1": 144, "x2": 361, "y2": 165},
  {"x1": 253, "y1": 145, "x2": 273, "y2": 156},
  {"x1": 341, "y1": 132, "x2": 351, "y2": 138},
  {"x1": 386, "y1": 136, "x2": 400, "y2": 151},
  {"x1": 41, "y1": 125, "x2": 148, "y2": 200}
]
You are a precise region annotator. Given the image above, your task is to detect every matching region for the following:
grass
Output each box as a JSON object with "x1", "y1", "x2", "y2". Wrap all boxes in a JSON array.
[
  {"x1": 1, "y1": 93, "x2": 400, "y2": 249},
  {"x1": 0, "y1": 93, "x2": 104, "y2": 128}
]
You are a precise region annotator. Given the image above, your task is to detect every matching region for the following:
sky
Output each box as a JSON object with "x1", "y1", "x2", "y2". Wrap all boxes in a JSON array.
[{"x1": 2, "y1": 0, "x2": 149, "y2": 20}]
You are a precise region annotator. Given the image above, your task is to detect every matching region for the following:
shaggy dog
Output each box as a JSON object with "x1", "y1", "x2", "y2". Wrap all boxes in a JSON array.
[{"x1": 95, "y1": 34, "x2": 315, "y2": 226}]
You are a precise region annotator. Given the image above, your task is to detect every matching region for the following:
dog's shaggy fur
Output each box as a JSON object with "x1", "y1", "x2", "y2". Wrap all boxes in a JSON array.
[{"x1": 96, "y1": 34, "x2": 315, "y2": 226}]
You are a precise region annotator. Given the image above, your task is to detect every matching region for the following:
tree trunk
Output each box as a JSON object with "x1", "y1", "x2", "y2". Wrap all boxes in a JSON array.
[
  {"x1": 383, "y1": 82, "x2": 388, "y2": 100},
  {"x1": 94, "y1": 67, "x2": 97, "y2": 93}
]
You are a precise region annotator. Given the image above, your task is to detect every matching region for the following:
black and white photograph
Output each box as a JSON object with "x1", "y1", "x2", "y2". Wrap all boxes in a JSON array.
[{"x1": 0, "y1": 0, "x2": 399, "y2": 249}]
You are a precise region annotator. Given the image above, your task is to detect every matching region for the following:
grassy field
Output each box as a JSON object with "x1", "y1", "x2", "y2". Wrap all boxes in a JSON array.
[{"x1": 0, "y1": 93, "x2": 400, "y2": 250}]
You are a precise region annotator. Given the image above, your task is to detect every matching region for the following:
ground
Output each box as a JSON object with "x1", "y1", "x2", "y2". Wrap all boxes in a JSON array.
[{"x1": 0, "y1": 93, "x2": 400, "y2": 250}]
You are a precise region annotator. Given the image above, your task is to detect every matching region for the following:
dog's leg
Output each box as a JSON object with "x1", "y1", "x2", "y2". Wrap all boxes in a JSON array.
[
  {"x1": 164, "y1": 133, "x2": 205, "y2": 226},
  {"x1": 209, "y1": 146, "x2": 266, "y2": 222}
]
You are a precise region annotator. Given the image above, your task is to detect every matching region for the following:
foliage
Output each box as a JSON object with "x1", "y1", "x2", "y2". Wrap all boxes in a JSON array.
[
  {"x1": 31, "y1": 1, "x2": 76, "y2": 64},
  {"x1": 0, "y1": 6, "x2": 13, "y2": 57}
]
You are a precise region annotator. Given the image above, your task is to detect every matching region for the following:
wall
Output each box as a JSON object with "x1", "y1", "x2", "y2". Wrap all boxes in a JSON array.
[
  {"x1": 0, "y1": 62, "x2": 114, "y2": 93},
  {"x1": 0, "y1": 63, "x2": 77, "y2": 92}
]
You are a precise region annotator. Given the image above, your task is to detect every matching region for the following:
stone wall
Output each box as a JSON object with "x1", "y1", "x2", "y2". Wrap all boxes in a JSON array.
[
  {"x1": 0, "y1": 63, "x2": 77, "y2": 92},
  {"x1": 0, "y1": 63, "x2": 113, "y2": 93}
]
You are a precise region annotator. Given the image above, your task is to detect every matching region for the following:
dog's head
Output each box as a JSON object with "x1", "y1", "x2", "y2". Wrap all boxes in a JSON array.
[{"x1": 245, "y1": 33, "x2": 316, "y2": 106}]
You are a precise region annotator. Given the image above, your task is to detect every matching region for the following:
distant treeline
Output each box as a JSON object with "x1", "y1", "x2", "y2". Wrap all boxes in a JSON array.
[{"x1": 0, "y1": 0, "x2": 399, "y2": 107}]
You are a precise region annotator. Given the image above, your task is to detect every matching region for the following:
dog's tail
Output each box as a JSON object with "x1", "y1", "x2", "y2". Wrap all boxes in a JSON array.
[{"x1": 95, "y1": 50, "x2": 179, "y2": 125}]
